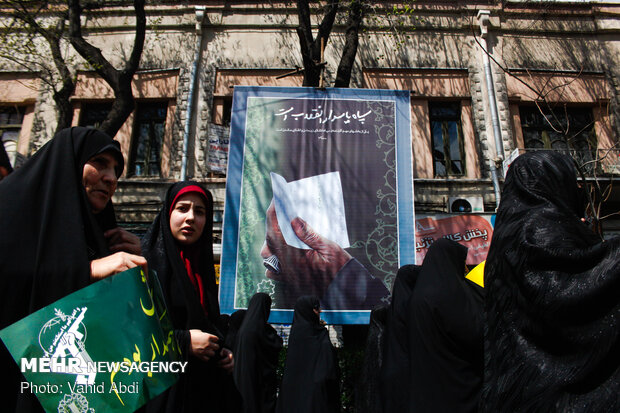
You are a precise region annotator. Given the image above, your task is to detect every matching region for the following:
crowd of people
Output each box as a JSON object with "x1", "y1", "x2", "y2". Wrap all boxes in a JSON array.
[
  {"x1": 0, "y1": 127, "x2": 618, "y2": 412},
  {"x1": 363, "y1": 150, "x2": 620, "y2": 413}
]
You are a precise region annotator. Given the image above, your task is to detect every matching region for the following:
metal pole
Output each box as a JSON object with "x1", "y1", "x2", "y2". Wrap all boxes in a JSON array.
[
  {"x1": 478, "y1": 10, "x2": 503, "y2": 209},
  {"x1": 181, "y1": 6, "x2": 205, "y2": 181}
]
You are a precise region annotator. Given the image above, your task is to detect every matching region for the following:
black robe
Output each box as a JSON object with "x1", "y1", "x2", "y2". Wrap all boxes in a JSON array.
[
  {"x1": 356, "y1": 305, "x2": 388, "y2": 413},
  {"x1": 233, "y1": 293, "x2": 283, "y2": 413},
  {"x1": 141, "y1": 181, "x2": 230, "y2": 413},
  {"x1": 481, "y1": 151, "x2": 620, "y2": 412},
  {"x1": 0, "y1": 127, "x2": 124, "y2": 412},
  {"x1": 379, "y1": 264, "x2": 421, "y2": 413},
  {"x1": 407, "y1": 238, "x2": 484, "y2": 413},
  {"x1": 276, "y1": 296, "x2": 340, "y2": 413}
]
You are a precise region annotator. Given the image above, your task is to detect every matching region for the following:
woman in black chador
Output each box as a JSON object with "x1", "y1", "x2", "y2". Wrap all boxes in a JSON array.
[
  {"x1": 276, "y1": 296, "x2": 340, "y2": 413},
  {"x1": 407, "y1": 238, "x2": 484, "y2": 413},
  {"x1": 0, "y1": 127, "x2": 145, "y2": 412},
  {"x1": 481, "y1": 151, "x2": 620, "y2": 412},
  {"x1": 379, "y1": 264, "x2": 421, "y2": 413},
  {"x1": 356, "y1": 305, "x2": 388, "y2": 413},
  {"x1": 140, "y1": 181, "x2": 234, "y2": 413},
  {"x1": 233, "y1": 292, "x2": 283, "y2": 413}
]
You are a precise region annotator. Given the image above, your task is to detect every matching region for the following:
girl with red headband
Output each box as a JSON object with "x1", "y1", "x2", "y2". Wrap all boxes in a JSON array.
[{"x1": 141, "y1": 181, "x2": 234, "y2": 413}]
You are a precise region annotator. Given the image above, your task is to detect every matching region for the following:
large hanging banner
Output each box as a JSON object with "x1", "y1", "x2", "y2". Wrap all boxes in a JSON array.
[
  {"x1": 0, "y1": 267, "x2": 182, "y2": 413},
  {"x1": 220, "y1": 86, "x2": 415, "y2": 324}
]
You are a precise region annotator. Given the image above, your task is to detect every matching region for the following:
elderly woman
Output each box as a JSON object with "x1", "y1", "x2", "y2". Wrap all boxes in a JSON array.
[
  {"x1": 481, "y1": 151, "x2": 620, "y2": 412},
  {"x1": 0, "y1": 127, "x2": 145, "y2": 412},
  {"x1": 140, "y1": 181, "x2": 234, "y2": 413}
]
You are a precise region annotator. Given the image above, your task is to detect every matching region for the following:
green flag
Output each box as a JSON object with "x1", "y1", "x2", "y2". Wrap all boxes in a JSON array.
[{"x1": 0, "y1": 267, "x2": 182, "y2": 413}]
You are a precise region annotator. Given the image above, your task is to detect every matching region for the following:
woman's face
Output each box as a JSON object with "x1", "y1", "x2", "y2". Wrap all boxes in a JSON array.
[
  {"x1": 169, "y1": 192, "x2": 207, "y2": 245},
  {"x1": 82, "y1": 151, "x2": 119, "y2": 214}
]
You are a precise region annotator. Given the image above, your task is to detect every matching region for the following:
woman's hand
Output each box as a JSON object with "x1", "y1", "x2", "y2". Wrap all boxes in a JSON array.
[
  {"x1": 217, "y1": 348, "x2": 234, "y2": 373},
  {"x1": 189, "y1": 330, "x2": 220, "y2": 362},
  {"x1": 105, "y1": 227, "x2": 142, "y2": 255},
  {"x1": 90, "y1": 252, "x2": 147, "y2": 281}
]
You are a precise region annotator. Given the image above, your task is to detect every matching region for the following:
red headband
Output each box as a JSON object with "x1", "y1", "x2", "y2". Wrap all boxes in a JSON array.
[{"x1": 169, "y1": 185, "x2": 209, "y2": 215}]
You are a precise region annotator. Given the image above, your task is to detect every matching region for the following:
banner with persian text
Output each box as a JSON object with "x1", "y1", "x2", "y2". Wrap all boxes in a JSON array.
[
  {"x1": 415, "y1": 214, "x2": 496, "y2": 265},
  {"x1": 0, "y1": 268, "x2": 181, "y2": 413},
  {"x1": 219, "y1": 86, "x2": 415, "y2": 324}
]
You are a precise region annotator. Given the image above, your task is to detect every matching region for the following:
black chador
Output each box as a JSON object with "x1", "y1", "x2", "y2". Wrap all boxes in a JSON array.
[
  {"x1": 481, "y1": 151, "x2": 620, "y2": 412},
  {"x1": 276, "y1": 296, "x2": 340, "y2": 413},
  {"x1": 379, "y1": 264, "x2": 421, "y2": 412},
  {"x1": 407, "y1": 239, "x2": 484, "y2": 413},
  {"x1": 233, "y1": 293, "x2": 282, "y2": 413},
  {"x1": 0, "y1": 127, "x2": 124, "y2": 413}
]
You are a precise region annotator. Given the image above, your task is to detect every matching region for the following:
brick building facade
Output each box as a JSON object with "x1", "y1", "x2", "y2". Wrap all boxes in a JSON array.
[{"x1": 2, "y1": 1, "x2": 619, "y2": 255}]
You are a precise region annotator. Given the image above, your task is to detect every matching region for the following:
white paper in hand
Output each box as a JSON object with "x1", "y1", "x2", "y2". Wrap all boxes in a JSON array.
[{"x1": 270, "y1": 171, "x2": 350, "y2": 250}]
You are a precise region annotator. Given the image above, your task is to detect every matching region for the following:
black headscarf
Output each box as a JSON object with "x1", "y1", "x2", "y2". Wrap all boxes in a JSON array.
[
  {"x1": 276, "y1": 296, "x2": 340, "y2": 413},
  {"x1": 407, "y1": 238, "x2": 484, "y2": 413},
  {"x1": 0, "y1": 126, "x2": 124, "y2": 412},
  {"x1": 380, "y1": 264, "x2": 421, "y2": 413},
  {"x1": 140, "y1": 181, "x2": 226, "y2": 413},
  {"x1": 233, "y1": 293, "x2": 283, "y2": 413},
  {"x1": 480, "y1": 151, "x2": 620, "y2": 412},
  {"x1": 225, "y1": 309, "x2": 247, "y2": 350}
]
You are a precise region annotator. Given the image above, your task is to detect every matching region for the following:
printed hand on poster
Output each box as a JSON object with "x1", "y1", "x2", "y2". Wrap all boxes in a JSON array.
[
  {"x1": 260, "y1": 201, "x2": 351, "y2": 298},
  {"x1": 260, "y1": 201, "x2": 389, "y2": 309}
]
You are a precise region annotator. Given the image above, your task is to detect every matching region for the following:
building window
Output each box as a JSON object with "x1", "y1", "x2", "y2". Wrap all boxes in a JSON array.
[
  {"x1": 129, "y1": 102, "x2": 167, "y2": 177},
  {"x1": 519, "y1": 105, "x2": 597, "y2": 170},
  {"x1": 429, "y1": 102, "x2": 465, "y2": 176},
  {"x1": 0, "y1": 106, "x2": 25, "y2": 167},
  {"x1": 79, "y1": 102, "x2": 113, "y2": 129}
]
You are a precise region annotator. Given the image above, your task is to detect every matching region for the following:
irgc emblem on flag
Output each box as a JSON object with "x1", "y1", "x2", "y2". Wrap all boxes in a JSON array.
[{"x1": 1, "y1": 267, "x2": 184, "y2": 413}]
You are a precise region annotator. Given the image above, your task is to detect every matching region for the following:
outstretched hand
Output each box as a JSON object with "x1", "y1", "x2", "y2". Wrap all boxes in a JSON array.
[{"x1": 90, "y1": 252, "x2": 147, "y2": 281}]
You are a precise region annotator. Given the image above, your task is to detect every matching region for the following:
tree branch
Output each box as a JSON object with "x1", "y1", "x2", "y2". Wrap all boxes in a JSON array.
[
  {"x1": 335, "y1": 0, "x2": 363, "y2": 88},
  {"x1": 67, "y1": 0, "x2": 146, "y2": 136},
  {"x1": 67, "y1": 0, "x2": 118, "y2": 87}
]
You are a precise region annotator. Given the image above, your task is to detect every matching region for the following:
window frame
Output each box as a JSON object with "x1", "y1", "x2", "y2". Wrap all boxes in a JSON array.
[
  {"x1": 0, "y1": 105, "x2": 26, "y2": 168},
  {"x1": 428, "y1": 101, "x2": 467, "y2": 177},
  {"x1": 128, "y1": 101, "x2": 169, "y2": 178},
  {"x1": 518, "y1": 104, "x2": 599, "y2": 173},
  {"x1": 78, "y1": 102, "x2": 114, "y2": 129}
]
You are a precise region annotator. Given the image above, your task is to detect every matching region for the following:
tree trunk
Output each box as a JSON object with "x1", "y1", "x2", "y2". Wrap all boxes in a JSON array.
[
  {"x1": 53, "y1": 81, "x2": 75, "y2": 134},
  {"x1": 335, "y1": 0, "x2": 364, "y2": 88},
  {"x1": 45, "y1": 21, "x2": 76, "y2": 133},
  {"x1": 67, "y1": 0, "x2": 146, "y2": 137},
  {"x1": 296, "y1": 0, "x2": 338, "y2": 87}
]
